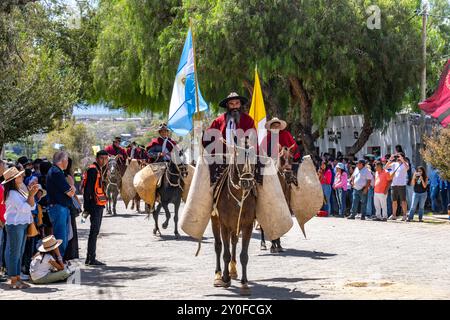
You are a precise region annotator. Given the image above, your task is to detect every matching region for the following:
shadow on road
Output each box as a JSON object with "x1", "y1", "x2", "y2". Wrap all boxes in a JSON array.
[
  {"x1": 255, "y1": 277, "x2": 325, "y2": 283},
  {"x1": 152, "y1": 234, "x2": 213, "y2": 243},
  {"x1": 77, "y1": 265, "x2": 166, "y2": 288},
  {"x1": 0, "y1": 283, "x2": 61, "y2": 293},
  {"x1": 205, "y1": 281, "x2": 320, "y2": 299},
  {"x1": 257, "y1": 249, "x2": 337, "y2": 260},
  {"x1": 76, "y1": 229, "x2": 127, "y2": 240},
  {"x1": 103, "y1": 214, "x2": 142, "y2": 218},
  {"x1": 258, "y1": 249, "x2": 337, "y2": 260}
]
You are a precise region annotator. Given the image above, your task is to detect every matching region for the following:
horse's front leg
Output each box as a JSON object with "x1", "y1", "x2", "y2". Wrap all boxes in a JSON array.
[
  {"x1": 173, "y1": 199, "x2": 180, "y2": 239},
  {"x1": 106, "y1": 189, "x2": 112, "y2": 215},
  {"x1": 220, "y1": 226, "x2": 232, "y2": 288},
  {"x1": 212, "y1": 215, "x2": 223, "y2": 287},
  {"x1": 113, "y1": 192, "x2": 118, "y2": 215},
  {"x1": 229, "y1": 233, "x2": 238, "y2": 280},
  {"x1": 239, "y1": 224, "x2": 252, "y2": 296},
  {"x1": 161, "y1": 203, "x2": 171, "y2": 229}
]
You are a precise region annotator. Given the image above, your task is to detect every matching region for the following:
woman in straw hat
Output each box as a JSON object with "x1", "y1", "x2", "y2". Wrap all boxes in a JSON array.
[
  {"x1": 2, "y1": 165, "x2": 40, "y2": 289},
  {"x1": 30, "y1": 235, "x2": 72, "y2": 284}
]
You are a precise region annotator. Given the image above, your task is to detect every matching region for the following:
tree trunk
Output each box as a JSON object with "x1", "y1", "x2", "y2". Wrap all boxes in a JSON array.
[
  {"x1": 346, "y1": 113, "x2": 374, "y2": 158},
  {"x1": 242, "y1": 79, "x2": 281, "y2": 118},
  {"x1": 288, "y1": 76, "x2": 318, "y2": 158}
]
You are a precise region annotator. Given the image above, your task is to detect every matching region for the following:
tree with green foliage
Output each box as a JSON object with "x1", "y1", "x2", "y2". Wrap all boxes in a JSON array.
[
  {"x1": 421, "y1": 127, "x2": 450, "y2": 181},
  {"x1": 0, "y1": 1, "x2": 84, "y2": 153},
  {"x1": 39, "y1": 120, "x2": 97, "y2": 169},
  {"x1": 92, "y1": 0, "x2": 449, "y2": 157}
]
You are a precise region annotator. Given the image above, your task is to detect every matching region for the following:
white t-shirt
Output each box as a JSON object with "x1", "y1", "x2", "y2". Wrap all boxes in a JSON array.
[
  {"x1": 390, "y1": 162, "x2": 408, "y2": 186},
  {"x1": 5, "y1": 190, "x2": 35, "y2": 225},
  {"x1": 30, "y1": 253, "x2": 56, "y2": 281},
  {"x1": 352, "y1": 167, "x2": 373, "y2": 190}
]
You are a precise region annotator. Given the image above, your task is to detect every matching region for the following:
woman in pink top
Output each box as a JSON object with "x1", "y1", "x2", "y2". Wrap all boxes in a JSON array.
[
  {"x1": 318, "y1": 161, "x2": 333, "y2": 215},
  {"x1": 0, "y1": 160, "x2": 7, "y2": 282},
  {"x1": 333, "y1": 163, "x2": 348, "y2": 217}
]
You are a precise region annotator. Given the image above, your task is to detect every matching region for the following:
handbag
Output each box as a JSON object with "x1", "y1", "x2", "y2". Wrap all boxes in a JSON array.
[{"x1": 27, "y1": 222, "x2": 39, "y2": 238}]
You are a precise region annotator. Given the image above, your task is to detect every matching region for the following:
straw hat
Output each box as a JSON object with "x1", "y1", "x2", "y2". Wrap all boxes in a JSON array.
[
  {"x1": 265, "y1": 117, "x2": 287, "y2": 130},
  {"x1": 219, "y1": 92, "x2": 248, "y2": 108},
  {"x1": 1, "y1": 167, "x2": 25, "y2": 185},
  {"x1": 38, "y1": 235, "x2": 63, "y2": 253}
]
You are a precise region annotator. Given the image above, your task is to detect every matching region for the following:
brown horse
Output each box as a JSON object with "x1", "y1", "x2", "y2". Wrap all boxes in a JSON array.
[
  {"x1": 260, "y1": 145, "x2": 297, "y2": 252},
  {"x1": 211, "y1": 146, "x2": 257, "y2": 296}
]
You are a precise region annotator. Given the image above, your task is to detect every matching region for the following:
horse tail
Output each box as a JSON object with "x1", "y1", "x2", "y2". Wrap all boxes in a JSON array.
[{"x1": 195, "y1": 240, "x2": 202, "y2": 257}]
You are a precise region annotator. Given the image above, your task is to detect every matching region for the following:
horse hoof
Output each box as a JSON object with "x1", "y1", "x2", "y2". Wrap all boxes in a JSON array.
[
  {"x1": 153, "y1": 228, "x2": 161, "y2": 236},
  {"x1": 174, "y1": 233, "x2": 180, "y2": 239},
  {"x1": 215, "y1": 279, "x2": 231, "y2": 288},
  {"x1": 260, "y1": 243, "x2": 267, "y2": 251},
  {"x1": 229, "y1": 272, "x2": 238, "y2": 280},
  {"x1": 162, "y1": 221, "x2": 168, "y2": 229},
  {"x1": 240, "y1": 283, "x2": 251, "y2": 296},
  {"x1": 270, "y1": 247, "x2": 277, "y2": 254}
]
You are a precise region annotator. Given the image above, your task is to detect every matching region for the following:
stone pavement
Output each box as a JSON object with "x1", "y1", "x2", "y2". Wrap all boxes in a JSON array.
[{"x1": 1, "y1": 201, "x2": 450, "y2": 300}]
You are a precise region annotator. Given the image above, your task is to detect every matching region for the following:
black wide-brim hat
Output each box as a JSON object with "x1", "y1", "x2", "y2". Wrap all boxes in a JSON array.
[{"x1": 219, "y1": 92, "x2": 248, "y2": 108}]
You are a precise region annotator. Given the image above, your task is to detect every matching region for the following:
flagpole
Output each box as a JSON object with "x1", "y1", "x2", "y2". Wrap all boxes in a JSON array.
[
  {"x1": 190, "y1": 19, "x2": 201, "y2": 119},
  {"x1": 189, "y1": 19, "x2": 202, "y2": 162}
]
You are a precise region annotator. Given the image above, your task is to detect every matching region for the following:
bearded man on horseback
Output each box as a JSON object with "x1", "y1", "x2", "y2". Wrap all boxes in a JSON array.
[
  {"x1": 146, "y1": 123, "x2": 178, "y2": 163},
  {"x1": 202, "y1": 92, "x2": 262, "y2": 184}
]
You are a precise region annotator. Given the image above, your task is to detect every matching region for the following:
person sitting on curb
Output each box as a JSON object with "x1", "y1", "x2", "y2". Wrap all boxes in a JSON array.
[{"x1": 30, "y1": 235, "x2": 72, "y2": 284}]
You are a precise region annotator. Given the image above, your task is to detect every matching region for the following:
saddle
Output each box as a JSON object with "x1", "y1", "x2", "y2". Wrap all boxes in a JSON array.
[{"x1": 147, "y1": 162, "x2": 167, "y2": 189}]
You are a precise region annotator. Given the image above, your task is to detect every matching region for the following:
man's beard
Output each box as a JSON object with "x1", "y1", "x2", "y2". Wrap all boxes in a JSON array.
[{"x1": 226, "y1": 108, "x2": 241, "y2": 124}]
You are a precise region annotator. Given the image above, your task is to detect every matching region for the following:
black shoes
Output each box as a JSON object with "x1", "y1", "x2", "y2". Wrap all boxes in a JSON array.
[{"x1": 85, "y1": 259, "x2": 106, "y2": 266}]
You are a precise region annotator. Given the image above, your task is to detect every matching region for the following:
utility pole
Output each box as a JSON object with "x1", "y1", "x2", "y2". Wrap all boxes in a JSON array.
[{"x1": 420, "y1": 1, "x2": 429, "y2": 102}]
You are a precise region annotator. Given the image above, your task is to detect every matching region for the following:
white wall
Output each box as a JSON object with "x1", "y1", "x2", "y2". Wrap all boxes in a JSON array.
[{"x1": 314, "y1": 113, "x2": 437, "y2": 167}]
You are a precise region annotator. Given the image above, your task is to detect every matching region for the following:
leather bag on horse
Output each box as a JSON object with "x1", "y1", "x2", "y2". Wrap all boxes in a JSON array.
[
  {"x1": 120, "y1": 159, "x2": 140, "y2": 208},
  {"x1": 255, "y1": 158, "x2": 293, "y2": 241},
  {"x1": 181, "y1": 164, "x2": 195, "y2": 203},
  {"x1": 290, "y1": 155, "x2": 323, "y2": 237},
  {"x1": 180, "y1": 154, "x2": 214, "y2": 240},
  {"x1": 133, "y1": 163, "x2": 166, "y2": 207}
]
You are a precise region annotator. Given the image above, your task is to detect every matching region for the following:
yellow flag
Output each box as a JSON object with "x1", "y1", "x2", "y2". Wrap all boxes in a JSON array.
[
  {"x1": 249, "y1": 67, "x2": 267, "y2": 144},
  {"x1": 92, "y1": 145, "x2": 100, "y2": 155}
]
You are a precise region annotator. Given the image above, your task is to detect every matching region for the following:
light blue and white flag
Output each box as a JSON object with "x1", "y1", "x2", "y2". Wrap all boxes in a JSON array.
[{"x1": 168, "y1": 29, "x2": 208, "y2": 136}]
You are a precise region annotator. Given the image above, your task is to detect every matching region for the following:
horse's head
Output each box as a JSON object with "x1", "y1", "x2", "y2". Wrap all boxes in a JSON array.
[
  {"x1": 170, "y1": 148, "x2": 188, "y2": 178},
  {"x1": 278, "y1": 146, "x2": 296, "y2": 184},
  {"x1": 107, "y1": 156, "x2": 121, "y2": 181},
  {"x1": 231, "y1": 145, "x2": 256, "y2": 191}
]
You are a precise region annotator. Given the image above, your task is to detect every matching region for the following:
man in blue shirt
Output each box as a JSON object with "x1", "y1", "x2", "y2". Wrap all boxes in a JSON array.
[
  {"x1": 440, "y1": 179, "x2": 449, "y2": 214},
  {"x1": 428, "y1": 166, "x2": 441, "y2": 213},
  {"x1": 46, "y1": 151, "x2": 76, "y2": 259}
]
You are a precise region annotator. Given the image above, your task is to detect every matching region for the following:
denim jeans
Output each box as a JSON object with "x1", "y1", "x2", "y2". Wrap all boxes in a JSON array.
[
  {"x1": 430, "y1": 186, "x2": 441, "y2": 212},
  {"x1": 441, "y1": 187, "x2": 449, "y2": 213},
  {"x1": 406, "y1": 185, "x2": 414, "y2": 210},
  {"x1": 408, "y1": 192, "x2": 427, "y2": 220},
  {"x1": 321, "y1": 184, "x2": 332, "y2": 215},
  {"x1": 5, "y1": 224, "x2": 28, "y2": 277},
  {"x1": 48, "y1": 204, "x2": 70, "y2": 258},
  {"x1": 351, "y1": 189, "x2": 368, "y2": 218},
  {"x1": 387, "y1": 188, "x2": 393, "y2": 217},
  {"x1": 336, "y1": 189, "x2": 346, "y2": 216},
  {"x1": 345, "y1": 188, "x2": 353, "y2": 215},
  {"x1": 366, "y1": 187, "x2": 374, "y2": 217}
]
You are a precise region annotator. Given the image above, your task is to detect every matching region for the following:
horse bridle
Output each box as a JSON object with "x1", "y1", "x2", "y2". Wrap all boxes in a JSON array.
[
  {"x1": 226, "y1": 145, "x2": 256, "y2": 236},
  {"x1": 164, "y1": 150, "x2": 188, "y2": 190}
]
